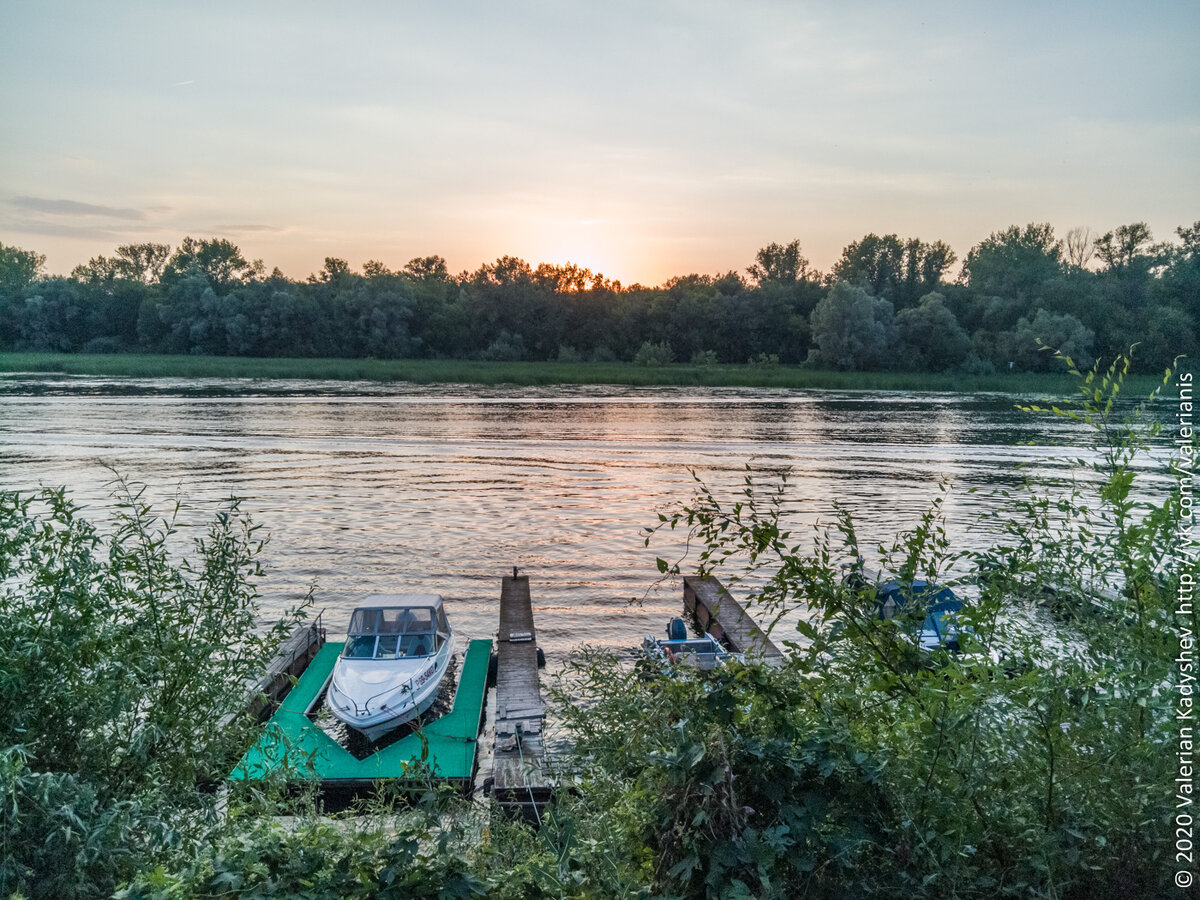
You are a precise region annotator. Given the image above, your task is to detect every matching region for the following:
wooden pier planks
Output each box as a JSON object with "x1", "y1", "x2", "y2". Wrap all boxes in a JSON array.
[
  {"x1": 683, "y1": 574, "x2": 784, "y2": 665},
  {"x1": 219, "y1": 618, "x2": 325, "y2": 731},
  {"x1": 492, "y1": 573, "x2": 551, "y2": 817}
]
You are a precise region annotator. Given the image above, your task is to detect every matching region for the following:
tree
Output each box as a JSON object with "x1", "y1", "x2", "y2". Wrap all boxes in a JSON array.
[
  {"x1": 1064, "y1": 226, "x2": 1095, "y2": 270},
  {"x1": 1094, "y1": 223, "x2": 1158, "y2": 310},
  {"x1": 464, "y1": 257, "x2": 560, "y2": 358},
  {"x1": 1176, "y1": 220, "x2": 1200, "y2": 259},
  {"x1": 533, "y1": 262, "x2": 609, "y2": 293},
  {"x1": 832, "y1": 234, "x2": 955, "y2": 308},
  {"x1": 341, "y1": 282, "x2": 418, "y2": 358},
  {"x1": 0, "y1": 242, "x2": 45, "y2": 297},
  {"x1": 16, "y1": 279, "x2": 84, "y2": 351},
  {"x1": 1095, "y1": 222, "x2": 1153, "y2": 276},
  {"x1": 73, "y1": 243, "x2": 171, "y2": 285},
  {"x1": 1135, "y1": 304, "x2": 1196, "y2": 370},
  {"x1": 70, "y1": 255, "x2": 120, "y2": 283},
  {"x1": 362, "y1": 260, "x2": 393, "y2": 278},
  {"x1": 746, "y1": 240, "x2": 810, "y2": 286},
  {"x1": 161, "y1": 237, "x2": 254, "y2": 293},
  {"x1": 901, "y1": 238, "x2": 957, "y2": 304},
  {"x1": 403, "y1": 255, "x2": 450, "y2": 281},
  {"x1": 831, "y1": 233, "x2": 905, "y2": 297},
  {"x1": 895, "y1": 292, "x2": 970, "y2": 371},
  {"x1": 963, "y1": 223, "x2": 1063, "y2": 299},
  {"x1": 153, "y1": 273, "x2": 227, "y2": 354},
  {"x1": 308, "y1": 256, "x2": 352, "y2": 285},
  {"x1": 119, "y1": 242, "x2": 170, "y2": 283},
  {"x1": 996, "y1": 308, "x2": 1094, "y2": 371},
  {"x1": 809, "y1": 282, "x2": 896, "y2": 370},
  {"x1": 1158, "y1": 221, "x2": 1200, "y2": 320}
]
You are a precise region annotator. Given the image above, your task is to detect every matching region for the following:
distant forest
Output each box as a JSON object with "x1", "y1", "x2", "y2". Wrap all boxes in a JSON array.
[{"x1": 1, "y1": 220, "x2": 1197, "y2": 373}]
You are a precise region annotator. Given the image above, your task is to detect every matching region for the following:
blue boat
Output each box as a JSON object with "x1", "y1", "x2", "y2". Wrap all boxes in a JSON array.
[{"x1": 874, "y1": 579, "x2": 965, "y2": 651}]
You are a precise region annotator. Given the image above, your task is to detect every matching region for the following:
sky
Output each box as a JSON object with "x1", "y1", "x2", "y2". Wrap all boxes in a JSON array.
[{"x1": 1, "y1": 0, "x2": 1197, "y2": 286}]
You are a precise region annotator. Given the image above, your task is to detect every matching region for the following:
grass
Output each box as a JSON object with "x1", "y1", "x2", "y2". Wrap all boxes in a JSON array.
[{"x1": 0, "y1": 351, "x2": 1135, "y2": 394}]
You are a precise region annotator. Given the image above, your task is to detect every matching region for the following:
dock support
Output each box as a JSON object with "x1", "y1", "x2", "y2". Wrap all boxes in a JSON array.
[
  {"x1": 491, "y1": 573, "x2": 551, "y2": 821},
  {"x1": 683, "y1": 574, "x2": 784, "y2": 665}
]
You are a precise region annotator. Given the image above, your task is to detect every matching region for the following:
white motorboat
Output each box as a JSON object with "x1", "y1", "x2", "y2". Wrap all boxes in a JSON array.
[{"x1": 326, "y1": 594, "x2": 454, "y2": 741}]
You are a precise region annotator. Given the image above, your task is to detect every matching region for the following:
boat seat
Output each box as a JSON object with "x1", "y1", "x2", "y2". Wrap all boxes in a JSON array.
[{"x1": 399, "y1": 633, "x2": 434, "y2": 657}]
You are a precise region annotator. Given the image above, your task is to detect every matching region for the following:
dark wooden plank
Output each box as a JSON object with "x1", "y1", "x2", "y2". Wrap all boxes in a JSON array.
[
  {"x1": 492, "y1": 574, "x2": 550, "y2": 812},
  {"x1": 223, "y1": 617, "x2": 326, "y2": 728},
  {"x1": 683, "y1": 575, "x2": 783, "y2": 664}
]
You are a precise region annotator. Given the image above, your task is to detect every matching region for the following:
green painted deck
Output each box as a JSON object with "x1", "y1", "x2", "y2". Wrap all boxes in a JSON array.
[{"x1": 232, "y1": 638, "x2": 493, "y2": 782}]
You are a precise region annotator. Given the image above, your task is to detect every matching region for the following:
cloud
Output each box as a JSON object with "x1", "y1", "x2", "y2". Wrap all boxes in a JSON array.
[
  {"x1": 211, "y1": 223, "x2": 286, "y2": 233},
  {"x1": 11, "y1": 196, "x2": 147, "y2": 221},
  {"x1": 0, "y1": 217, "x2": 133, "y2": 241}
]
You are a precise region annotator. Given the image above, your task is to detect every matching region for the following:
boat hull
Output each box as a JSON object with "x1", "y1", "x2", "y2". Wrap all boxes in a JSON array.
[
  {"x1": 326, "y1": 641, "x2": 454, "y2": 740},
  {"x1": 346, "y1": 684, "x2": 441, "y2": 741},
  {"x1": 642, "y1": 633, "x2": 735, "y2": 670}
]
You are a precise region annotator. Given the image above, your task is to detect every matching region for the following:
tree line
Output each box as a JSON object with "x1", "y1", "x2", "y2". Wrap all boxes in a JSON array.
[{"x1": 1, "y1": 219, "x2": 1196, "y2": 372}]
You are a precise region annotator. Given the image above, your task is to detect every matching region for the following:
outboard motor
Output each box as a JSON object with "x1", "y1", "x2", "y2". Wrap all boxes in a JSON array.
[{"x1": 666, "y1": 617, "x2": 688, "y2": 641}]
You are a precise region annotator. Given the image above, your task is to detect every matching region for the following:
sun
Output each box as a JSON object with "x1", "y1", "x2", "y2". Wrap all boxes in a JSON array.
[{"x1": 527, "y1": 221, "x2": 632, "y2": 285}]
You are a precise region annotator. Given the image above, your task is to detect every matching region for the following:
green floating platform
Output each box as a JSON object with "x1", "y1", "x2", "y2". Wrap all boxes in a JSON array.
[{"x1": 233, "y1": 638, "x2": 493, "y2": 782}]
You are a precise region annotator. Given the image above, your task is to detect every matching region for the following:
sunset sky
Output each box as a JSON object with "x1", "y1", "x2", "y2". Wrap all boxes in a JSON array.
[{"x1": 2, "y1": 0, "x2": 1197, "y2": 286}]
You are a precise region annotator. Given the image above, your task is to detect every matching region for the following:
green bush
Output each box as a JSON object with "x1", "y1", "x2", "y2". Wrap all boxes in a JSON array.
[
  {"x1": 746, "y1": 351, "x2": 779, "y2": 368},
  {"x1": 118, "y1": 798, "x2": 486, "y2": 899},
  {"x1": 634, "y1": 341, "x2": 675, "y2": 366},
  {"x1": 0, "y1": 483, "x2": 304, "y2": 898}
]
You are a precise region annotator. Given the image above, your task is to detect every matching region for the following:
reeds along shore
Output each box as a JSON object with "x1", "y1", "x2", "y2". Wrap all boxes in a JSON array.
[{"x1": 0, "y1": 351, "x2": 1133, "y2": 394}]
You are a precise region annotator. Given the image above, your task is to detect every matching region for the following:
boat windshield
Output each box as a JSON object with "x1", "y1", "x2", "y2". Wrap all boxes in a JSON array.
[{"x1": 343, "y1": 607, "x2": 447, "y2": 659}]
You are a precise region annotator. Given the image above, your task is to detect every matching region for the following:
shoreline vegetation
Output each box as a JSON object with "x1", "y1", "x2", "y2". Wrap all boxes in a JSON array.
[{"x1": 0, "y1": 350, "x2": 1159, "y2": 394}]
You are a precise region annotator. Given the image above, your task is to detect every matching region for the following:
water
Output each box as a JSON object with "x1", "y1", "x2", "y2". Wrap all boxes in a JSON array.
[{"x1": 0, "y1": 372, "x2": 1161, "y2": 666}]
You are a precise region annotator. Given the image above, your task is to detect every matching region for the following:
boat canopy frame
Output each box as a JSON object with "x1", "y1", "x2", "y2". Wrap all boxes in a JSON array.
[{"x1": 343, "y1": 604, "x2": 451, "y2": 660}]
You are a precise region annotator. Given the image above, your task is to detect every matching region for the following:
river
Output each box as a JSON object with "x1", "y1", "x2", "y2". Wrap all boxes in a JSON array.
[{"x1": 0, "y1": 372, "x2": 1152, "y2": 664}]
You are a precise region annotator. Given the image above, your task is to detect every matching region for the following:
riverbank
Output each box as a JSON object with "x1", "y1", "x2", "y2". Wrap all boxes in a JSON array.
[{"x1": 0, "y1": 351, "x2": 1108, "y2": 393}]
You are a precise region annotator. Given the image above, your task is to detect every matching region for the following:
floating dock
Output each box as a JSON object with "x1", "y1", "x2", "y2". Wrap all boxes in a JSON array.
[
  {"x1": 233, "y1": 637, "x2": 492, "y2": 788},
  {"x1": 490, "y1": 572, "x2": 551, "y2": 820},
  {"x1": 683, "y1": 574, "x2": 784, "y2": 665}
]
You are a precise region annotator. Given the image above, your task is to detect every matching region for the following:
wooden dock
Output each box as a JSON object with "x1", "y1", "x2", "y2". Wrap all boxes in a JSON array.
[
  {"x1": 683, "y1": 574, "x2": 784, "y2": 665},
  {"x1": 1009, "y1": 573, "x2": 1124, "y2": 619},
  {"x1": 220, "y1": 615, "x2": 326, "y2": 730},
  {"x1": 490, "y1": 573, "x2": 551, "y2": 820}
]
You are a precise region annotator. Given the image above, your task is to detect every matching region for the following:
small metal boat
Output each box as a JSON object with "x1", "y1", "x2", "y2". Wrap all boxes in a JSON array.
[
  {"x1": 326, "y1": 594, "x2": 454, "y2": 740},
  {"x1": 642, "y1": 617, "x2": 737, "y2": 670}
]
